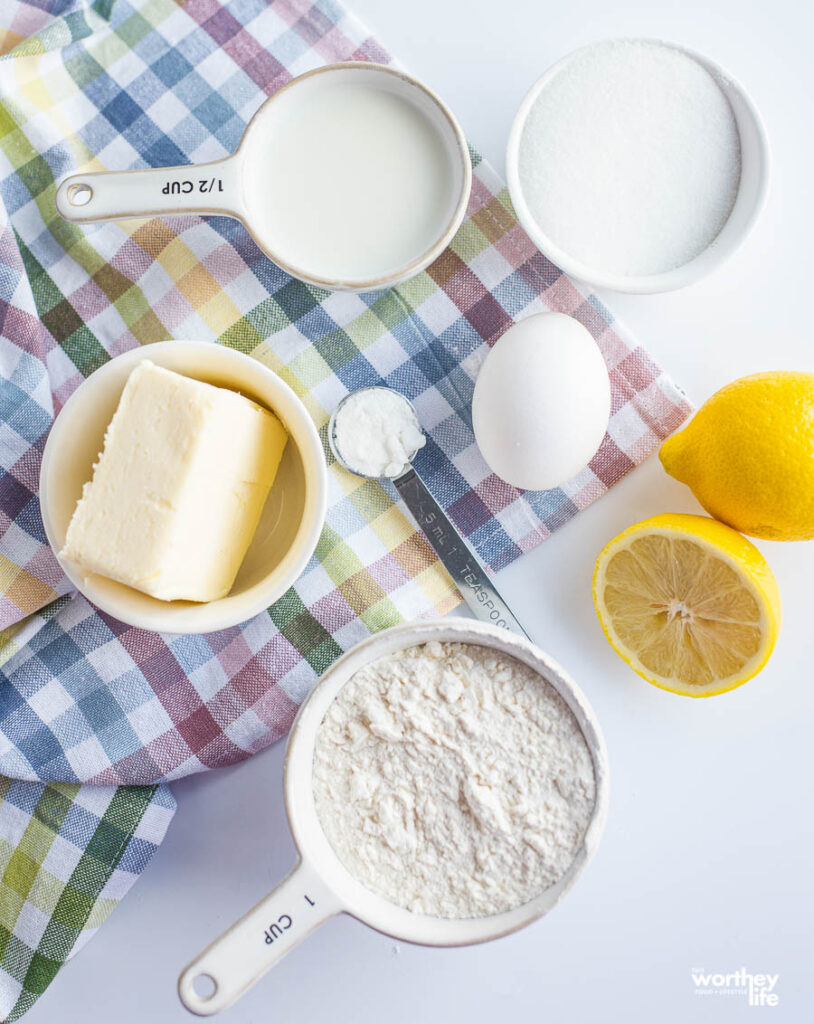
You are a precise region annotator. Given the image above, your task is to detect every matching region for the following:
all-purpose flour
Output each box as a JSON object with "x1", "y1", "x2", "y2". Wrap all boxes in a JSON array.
[{"x1": 312, "y1": 641, "x2": 596, "y2": 919}]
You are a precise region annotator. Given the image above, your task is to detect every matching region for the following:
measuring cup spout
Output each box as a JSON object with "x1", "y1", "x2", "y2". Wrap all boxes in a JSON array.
[
  {"x1": 178, "y1": 858, "x2": 341, "y2": 1016},
  {"x1": 55, "y1": 155, "x2": 245, "y2": 224}
]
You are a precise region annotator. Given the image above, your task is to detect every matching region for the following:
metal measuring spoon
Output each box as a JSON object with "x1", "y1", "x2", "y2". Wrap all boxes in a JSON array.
[{"x1": 329, "y1": 386, "x2": 529, "y2": 640}]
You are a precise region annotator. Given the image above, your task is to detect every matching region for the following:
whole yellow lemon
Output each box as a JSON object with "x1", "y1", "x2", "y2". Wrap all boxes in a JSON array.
[{"x1": 660, "y1": 371, "x2": 814, "y2": 541}]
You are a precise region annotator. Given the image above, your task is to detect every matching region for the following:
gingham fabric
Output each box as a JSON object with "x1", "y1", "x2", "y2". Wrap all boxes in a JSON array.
[
  {"x1": 0, "y1": 774, "x2": 174, "y2": 1021},
  {"x1": 0, "y1": 0, "x2": 692, "y2": 1016},
  {"x1": 0, "y1": 603, "x2": 177, "y2": 1022}
]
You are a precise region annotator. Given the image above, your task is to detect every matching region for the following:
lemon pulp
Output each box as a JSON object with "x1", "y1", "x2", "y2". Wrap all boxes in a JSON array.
[{"x1": 593, "y1": 514, "x2": 780, "y2": 696}]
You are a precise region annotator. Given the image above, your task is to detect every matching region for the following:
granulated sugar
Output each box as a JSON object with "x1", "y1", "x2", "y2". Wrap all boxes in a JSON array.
[
  {"x1": 312, "y1": 641, "x2": 596, "y2": 919},
  {"x1": 518, "y1": 39, "x2": 742, "y2": 276}
]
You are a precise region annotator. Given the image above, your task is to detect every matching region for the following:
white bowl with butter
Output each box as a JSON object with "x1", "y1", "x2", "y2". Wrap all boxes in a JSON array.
[{"x1": 40, "y1": 341, "x2": 327, "y2": 634}]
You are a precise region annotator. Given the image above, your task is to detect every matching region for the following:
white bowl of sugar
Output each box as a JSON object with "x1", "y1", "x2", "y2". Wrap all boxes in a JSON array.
[{"x1": 506, "y1": 38, "x2": 770, "y2": 293}]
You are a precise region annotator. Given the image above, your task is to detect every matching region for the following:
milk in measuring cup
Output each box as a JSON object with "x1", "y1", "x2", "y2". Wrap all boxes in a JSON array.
[{"x1": 243, "y1": 84, "x2": 457, "y2": 282}]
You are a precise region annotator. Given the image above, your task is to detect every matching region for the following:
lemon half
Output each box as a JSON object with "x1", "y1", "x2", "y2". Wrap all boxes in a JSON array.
[{"x1": 593, "y1": 514, "x2": 780, "y2": 697}]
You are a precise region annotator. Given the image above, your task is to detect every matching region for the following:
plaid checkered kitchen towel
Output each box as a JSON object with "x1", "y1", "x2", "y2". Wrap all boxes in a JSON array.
[{"x1": 0, "y1": 0, "x2": 692, "y2": 1016}]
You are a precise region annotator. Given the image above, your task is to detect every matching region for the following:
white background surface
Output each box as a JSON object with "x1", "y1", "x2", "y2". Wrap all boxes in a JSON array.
[{"x1": 27, "y1": 0, "x2": 814, "y2": 1021}]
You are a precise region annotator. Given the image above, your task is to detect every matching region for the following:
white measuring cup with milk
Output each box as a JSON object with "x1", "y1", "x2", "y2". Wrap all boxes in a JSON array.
[
  {"x1": 177, "y1": 619, "x2": 609, "y2": 1016},
  {"x1": 56, "y1": 63, "x2": 472, "y2": 292}
]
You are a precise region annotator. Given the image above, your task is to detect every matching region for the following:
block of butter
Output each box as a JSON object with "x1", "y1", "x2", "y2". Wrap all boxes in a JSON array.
[{"x1": 60, "y1": 360, "x2": 287, "y2": 603}]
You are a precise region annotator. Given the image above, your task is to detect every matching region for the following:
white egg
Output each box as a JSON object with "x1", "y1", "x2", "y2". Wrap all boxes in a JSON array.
[{"x1": 472, "y1": 313, "x2": 611, "y2": 491}]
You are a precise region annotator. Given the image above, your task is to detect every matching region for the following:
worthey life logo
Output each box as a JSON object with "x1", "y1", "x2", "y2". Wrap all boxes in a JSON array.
[{"x1": 691, "y1": 967, "x2": 780, "y2": 1007}]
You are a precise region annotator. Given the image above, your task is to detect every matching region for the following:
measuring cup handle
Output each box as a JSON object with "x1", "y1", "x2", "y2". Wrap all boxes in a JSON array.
[
  {"x1": 55, "y1": 156, "x2": 244, "y2": 223},
  {"x1": 178, "y1": 859, "x2": 341, "y2": 1016},
  {"x1": 394, "y1": 468, "x2": 530, "y2": 640}
]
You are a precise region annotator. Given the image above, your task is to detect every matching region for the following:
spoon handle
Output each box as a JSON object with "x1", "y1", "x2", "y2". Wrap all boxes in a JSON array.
[{"x1": 394, "y1": 468, "x2": 529, "y2": 640}]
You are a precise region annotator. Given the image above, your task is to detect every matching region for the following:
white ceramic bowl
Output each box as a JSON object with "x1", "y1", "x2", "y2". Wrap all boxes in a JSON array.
[
  {"x1": 178, "y1": 619, "x2": 610, "y2": 1015},
  {"x1": 40, "y1": 341, "x2": 328, "y2": 634},
  {"x1": 506, "y1": 38, "x2": 770, "y2": 294}
]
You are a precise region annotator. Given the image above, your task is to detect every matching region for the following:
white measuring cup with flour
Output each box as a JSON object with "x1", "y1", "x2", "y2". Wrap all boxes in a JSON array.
[
  {"x1": 177, "y1": 619, "x2": 609, "y2": 1016},
  {"x1": 329, "y1": 385, "x2": 530, "y2": 638},
  {"x1": 55, "y1": 63, "x2": 471, "y2": 292}
]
